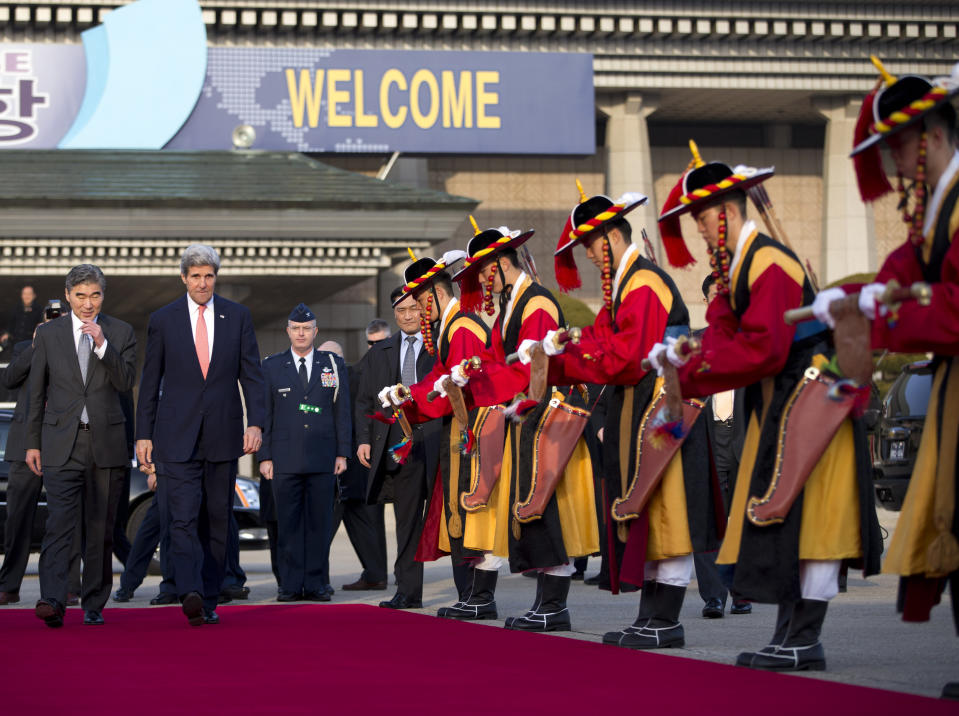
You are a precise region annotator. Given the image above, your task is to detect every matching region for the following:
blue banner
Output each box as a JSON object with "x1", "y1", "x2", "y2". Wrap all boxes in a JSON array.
[{"x1": 0, "y1": 0, "x2": 594, "y2": 155}]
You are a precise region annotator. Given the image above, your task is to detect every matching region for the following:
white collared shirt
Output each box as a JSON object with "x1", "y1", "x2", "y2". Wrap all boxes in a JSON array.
[
  {"x1": 70, "y1": 311, "x2": 107, "y2": 359},
  {"x1": 924, "y1": 149, "x2": 959, "y2": 237},
  {"x1": 612, "y1": 244, "x2": 639, "y2": 299},
  {"x1": 291, "y1": 348, "x2": 314, "y2": 382},
  {"x1": 501, "y1": 272, "x2": 529, "y2": 335},
  {"x1": 728, "y1": 219, "x2": 757, "y2": 281},
  {"x1": 399, "y1": 329, "x2": 424, "y2": 377},
  {"x1": 187, "y1": 293, "x2": 214, "y2": 358}
]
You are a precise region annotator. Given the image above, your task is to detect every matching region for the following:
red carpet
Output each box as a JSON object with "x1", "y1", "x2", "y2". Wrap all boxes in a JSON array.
[{"x1": 3, "y1": 604, "x2": 953, "y2": 714}]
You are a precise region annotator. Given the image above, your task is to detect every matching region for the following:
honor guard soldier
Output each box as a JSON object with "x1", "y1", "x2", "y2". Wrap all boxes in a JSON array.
[
  {"x1": 258, "y1": 303, "x2": 351, "y2": 602},
  {"x1": 451, "y1": 220, "x2": 598, "y2": 631},
  {"x1": 812, "y1": 58, "x2": 959, "y2": 695},
  {"x1": 542, "y1": 185, "x2": 720, "y2": 649},
  {"x1": 649, "y1": 144, "x2": 882, "y2": 671},
  {"x1": 378, "y1": 251, "x2": 493, "y2": 615}
]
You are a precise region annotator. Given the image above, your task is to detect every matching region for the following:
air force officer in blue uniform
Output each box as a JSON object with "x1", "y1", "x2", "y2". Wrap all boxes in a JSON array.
[{"x1": 258, "y1": 304, "x2": 350, "y2": 601}]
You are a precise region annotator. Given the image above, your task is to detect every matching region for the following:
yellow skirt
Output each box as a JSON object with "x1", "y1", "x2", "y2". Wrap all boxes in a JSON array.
[
  {"x1": 883, "y1": 358, "x2": 959, "y2": 577},
  {"x1": 719, "y1": 414, "x2": 862, "y2": 565}
]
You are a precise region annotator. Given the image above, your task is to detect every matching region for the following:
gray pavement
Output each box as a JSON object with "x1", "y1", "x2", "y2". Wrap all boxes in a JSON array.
[{"x1": 5, "y1": 506, "x2": 956, "y2": 700}]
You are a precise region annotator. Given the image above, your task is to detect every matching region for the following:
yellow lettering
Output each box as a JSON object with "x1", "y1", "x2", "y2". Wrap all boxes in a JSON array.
[
  {"x1": 285, "y1": 68, "x2": 324, "y2": 128},
  {"x1": 380, "y1": 69, "x2": 408, "y2": 129},
  {"x1": 327, "y1": 69, "x2": 352, "y2": 128},
  {"x1": 476, "y1": 71, "x2": 501, "y2": 129},
  {"x1": 354, "y1": 70, "x2": 378, "y2": 128},
  {"x1": 410, "y1": 69, "x2": 439, "y2": 129},
  {"x1": 442, "y1": 71, "x2": 472, "y2": 129}
]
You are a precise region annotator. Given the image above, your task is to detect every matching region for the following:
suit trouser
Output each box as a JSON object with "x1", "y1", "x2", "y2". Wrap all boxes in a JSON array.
[
  {"x1": 159, "y1": 458, "x2": 235, "y2": 611},
  {"x1": 387, "y1": 439, "x2": 427, "y2": 601},
  {"x1": 274, "y1": 472, "x2": 335, "y2": 594},
  {"x1": 221, "y1": 513, "x2": 247, "y2": 589},
  {"x1": 0, "y1": 461, "x2": 44, "y2": 592},
  {"x1": 331, "y1": 499, "x2": 388, "y2": 584},
  {"x1": 119, "y1": 495, "x2": 175, "y2": 595},
  {"x1": 40, "y1": 430, "x2": 124, "y2": 612}
]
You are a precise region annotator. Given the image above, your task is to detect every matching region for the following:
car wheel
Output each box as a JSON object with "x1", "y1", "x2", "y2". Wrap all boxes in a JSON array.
[{"x1": 125, "y1": 498, "x2": 163, "y2": 576}]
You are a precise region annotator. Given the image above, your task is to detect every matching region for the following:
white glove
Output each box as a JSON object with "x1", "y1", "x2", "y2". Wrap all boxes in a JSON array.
[
  {"x1": 432, "y1": 375, "x2": 449, "y2": 399},
  {"x1": 377, "y1": 386, "x2": 393, "y2": 409},
  {"x1": 810, "y1": 287, "x2": 846, "y2": 329},
  {"x1": 389, "y1": 384, "x2": 411, "y2": 406},
  {"x1": 541, "y1": 329, "x2": 564, "y2": 357},
  {"x1": 664, "y1": 336, "x2": 687, "y2": 368},
  {"x1": 450, "y1": 363, "x2": 469, "y2": 387},
  {"x1": 858, "y1": 283, "x2": 887, "y2": 320},
  {"x1": 516, "y1": 339, "x2": 538, "y2": 366},
  {"x1": 646, "y1": 342, "x2": 669, "y2": 376}
]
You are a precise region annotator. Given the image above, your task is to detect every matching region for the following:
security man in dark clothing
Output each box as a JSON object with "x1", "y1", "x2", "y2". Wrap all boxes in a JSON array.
[{"x1": 258, "y1": 303, "x2": 351, "y2": 601}]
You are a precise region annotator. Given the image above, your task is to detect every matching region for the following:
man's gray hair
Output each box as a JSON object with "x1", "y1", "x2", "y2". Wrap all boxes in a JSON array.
[
  {"x1": 65, "y1": 264, "x2": 106, "y2": 292},
  {"x1": 366, "y1": 318, "x2": 390, "y2": 337},
  {"x1": 180, "y1": 244, "x2": 221, "y2": 276}
]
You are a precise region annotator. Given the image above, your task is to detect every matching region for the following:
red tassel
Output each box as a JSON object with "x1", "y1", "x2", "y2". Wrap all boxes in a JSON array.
[
  {"x1": 658, "y1": 174, "x2": 696, "y2": 268},
  {"x1": 852, "y1": 89, "x2": 893, "y2": 202},
  {"x1": 458, "y1": 270, "x2": 484, "y2": 313},
  {"x1": 504, "y1": 397, "x2": 540, "y2": 422},
  {"x1": 554, "y1": 216, "x2": 581, "y2": 292},
  {"x1": 389, "y1": 436, "x2": 413, "y2": 464},
  {"x1": 367, "y1": 412, "x2": 396, "y2": 425}
]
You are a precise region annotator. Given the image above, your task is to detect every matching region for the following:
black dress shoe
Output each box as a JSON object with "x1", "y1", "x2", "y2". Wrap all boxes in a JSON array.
[
  {"x1": 702, "y1": 598, "x2": 724, "y2": 619},
  {"x1": 35, "y1": 599, "x2": 64, "y2": 628},
  {"x1": 748, "y1": 642, "x2": 825, "y2": 671},
  {"x1": 342, "y1": 578, "x2": 387, "y2": 591},
  {"x1": 113, "y1": 588, "x2": 134, "y2": 603},
  {"x1": 730, "y1": 600, "x2": 753, "y2": 615},
  {"x1": 181, "y1": 591, "x2": 204, "y2": 627},
  {"x1": 276, "y1": 590, "x2": 302, "y2": 602},
  {"x1": 218, "y1": 585, "x2": 250, "y2": 604},
  {"x1": 83, "y1": 610, "x2": 105, "y2": 626},
  {"x1": 303, "y1": 590, "x2": 332, "y2": 602},
  {"x1": 379, "y1": 593, "x2": 422, "y2": 609},
  {"x1": 202, "y1": 609, "x2": 219, "y2": 625},
  {"x1": 583, "y1": 574, "x2": 604, "y2": 586},
  {"x1": 570, "y1": 570, "x2": 586, "y2": 581},
  {"x1": 150, "y1": 592, "x2": 178, "y2": 605},
  {"x1": 0, "y1": 590, "x2": 21, "y2": 605}
]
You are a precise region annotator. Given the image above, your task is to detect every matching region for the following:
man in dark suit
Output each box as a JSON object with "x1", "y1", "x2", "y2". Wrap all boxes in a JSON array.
[
  {"x1": 356, "y1": 287, "x2": 441, "y2": 610},
  {"x1": 26, "y1": 266, "x2": 137, "y2": 628},
  {"x1": 135, "y1": 244, "x2": 265, "y2": 626},
  {"x1": 257, "y1": 305, "x2": 350, "y2": 601},
  {"x1": 333, "y1": 323, "x2": 389, "y2": 592},
  {"x1": 0, "y1": 299, "x2": 81, "y2": 606}
]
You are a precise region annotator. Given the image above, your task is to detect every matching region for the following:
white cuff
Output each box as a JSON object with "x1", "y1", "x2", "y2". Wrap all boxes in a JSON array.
[
  {"x1": 646, "y1": 342, "x2": 669, "y2": 376},
  {"x1": 811, "y1": 287, "x2": 846, "y2": 329},
  {"x1": 858, "y1": 283, "x2": 886, "y2": 320},
  {"x1": 432, "y1": 376, "x2": 449, "y2": 398},
  {"x1": 541, "y1": 330, "x2": 563, "y2": 357},
  {"x1": 516, "y1": 339, "x2": 538, "y2": 366},
  {"x1": 450, "y1": 364, "x2": 468, "y2": 387},
  {"x1": 377, "y1": 386, "x2": 392, "y2": 409}
]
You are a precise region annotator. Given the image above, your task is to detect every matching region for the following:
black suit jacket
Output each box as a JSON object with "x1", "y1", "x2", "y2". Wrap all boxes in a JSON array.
[
  {"x1": 27, "y1": 313, "x2": 137, "y2": 469},
  {"x1": 2, "y1": 339, "x2": 34, "y2": 462},
  {"x1": 136, "y1": 294, "x2": 265, "y2": 463},
  {"x1": 336, "y1": 361, "x2": 370, "y2": 501},
  {"x1": 354, "y1": 332, "x2": 441, "y2": 504}
]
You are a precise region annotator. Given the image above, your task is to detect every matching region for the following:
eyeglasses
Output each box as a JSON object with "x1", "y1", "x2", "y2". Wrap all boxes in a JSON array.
[{"x1": 367, "y1": 338, "x2": 382, "y2": 346}]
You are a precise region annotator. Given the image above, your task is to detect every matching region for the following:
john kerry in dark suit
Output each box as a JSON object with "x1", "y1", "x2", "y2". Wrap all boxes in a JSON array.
[{"x1": 135, "y1": 244, "x2": 265, "y2": 626}]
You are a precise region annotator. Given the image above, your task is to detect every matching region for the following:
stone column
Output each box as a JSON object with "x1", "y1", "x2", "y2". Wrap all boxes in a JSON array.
[
  {"x1": 814, "y1": 95, "x2": 877, "y2": 284},
  {"x1": 599, "y1": 92, "x2": 660, "y2": 260}
]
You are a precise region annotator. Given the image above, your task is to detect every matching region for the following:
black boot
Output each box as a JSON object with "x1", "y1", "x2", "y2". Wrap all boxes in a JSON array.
[
  {"x1": 506, "y1": 574, "x2": 571, "y2": 632},
  {"x1": 736, "y1": 601, "x2": 794, "y2": 666},
  {"x1": 437, "y1": 562, "x2": 475, "y2": 616},
  {"x1": 618, "y1": 583, "x2": 686, "y2": 649},
  {"x1": 749, "y1": 598, "x2": 827, "y2": 671},
  {"x1": 436, "y1": 568, "x2": 498, "y2": 620},
  {"x1": 603, "y1": 580, "x2": 657, "y2": 644},
  {"x1": 942, "y1": 682, "x2": 959, "y2": 701},
  {"x1": 505, "y1": 572, "x2": 544, "y2": 628}
]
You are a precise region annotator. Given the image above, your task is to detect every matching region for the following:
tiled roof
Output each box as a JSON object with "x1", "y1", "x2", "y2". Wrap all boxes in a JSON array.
[{"x1": 0, "y1": 150, "x2": 476, "y2": 210}]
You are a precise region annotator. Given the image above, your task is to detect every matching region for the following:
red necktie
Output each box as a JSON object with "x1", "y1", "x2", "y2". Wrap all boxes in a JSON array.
[{"x1": 195, "y1": 304, "x2": 210, "y2": 379}]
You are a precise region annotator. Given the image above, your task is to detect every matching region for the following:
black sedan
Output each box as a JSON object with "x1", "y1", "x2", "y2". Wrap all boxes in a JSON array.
[
  {"x1": 0, "y1": 408, "x2": 267, "y2": 566},
  {"x1": 866, "y1": 360, "x2": 933, "y2": 511}
]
